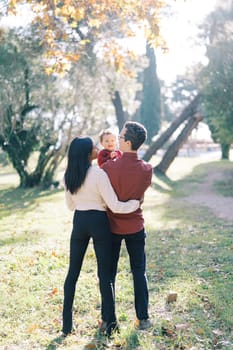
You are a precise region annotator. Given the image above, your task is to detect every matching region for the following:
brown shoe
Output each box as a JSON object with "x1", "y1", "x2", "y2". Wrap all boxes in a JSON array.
[{"x1": 135, "y1": 319, "x2": 153, "y2": 330}]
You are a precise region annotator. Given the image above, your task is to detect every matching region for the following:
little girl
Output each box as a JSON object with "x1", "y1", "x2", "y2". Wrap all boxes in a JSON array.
[{"x1": 97, "y1": 130, "x2": 122, "y2": 166}]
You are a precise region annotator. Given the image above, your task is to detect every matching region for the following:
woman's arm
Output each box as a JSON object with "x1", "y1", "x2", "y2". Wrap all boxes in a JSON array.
[
  {"x1": 64, "y1": 189, "x2": 76, "y2": 211},
  {"x1": 98, "y1": 169, "x2": 139, "y2": 213}
]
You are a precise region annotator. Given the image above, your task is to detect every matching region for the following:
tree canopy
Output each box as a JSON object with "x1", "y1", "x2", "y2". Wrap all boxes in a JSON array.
[
  {"x1": 5, "y1": 0, "x2": 167, "y2": 74},
  {"x1": 199, "y1": 3, "x2": 233, "y2": 158},
  {"x1": 0, "y1": 24, "x2": 147, "y2": 187}
]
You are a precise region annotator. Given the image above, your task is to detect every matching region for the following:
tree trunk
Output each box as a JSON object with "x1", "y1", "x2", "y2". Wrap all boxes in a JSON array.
[
  {"x1": 221, "y1": 143, "x2": 230, "y2": 159},
  {"x1": 111, "y1": 90, "x2": 125, "y2": 131},
  {"x1": 140, "y1": 43, "x2": 161, "y2": 143},
  {"x1": 20, "y1": 173, "x2": 41, "y2": 188},
  {"x1": 155, "y1": 113, "x2": 203, "y2": 175},
  {"x1": 142, "y1": 93, "x2": 202, "y2": 162}
]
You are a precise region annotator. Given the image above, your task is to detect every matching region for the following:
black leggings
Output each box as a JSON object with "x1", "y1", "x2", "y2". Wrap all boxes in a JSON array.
[{"x1": 62, "y1": 210, "x2": 116, "y2": 334}]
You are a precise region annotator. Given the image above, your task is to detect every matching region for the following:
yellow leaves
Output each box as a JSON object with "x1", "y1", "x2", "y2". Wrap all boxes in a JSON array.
[
  {"x1": 51, "y1": 250, "x2": 57, "y2": 257},
  {"x1": 44, "y1": 30, "x2": 56, "y2": 47},
  {"x1": 8, "y1": 0, "x2": 167, "y2": 73},
  {"x1": 44, "y1": 49, "x2": 80, "y2": 76},
  {"x1": 60, "y1": 5, "x2": 76, "y2": 18},
  {"x1": 52, "y1": 318, "x2": 61, "y2": 327},
  {"x1": 27, "y1": 258, "x2": 35, "y2": 266},
  {"x1": 28, "y1": 324, "x2": 39, "y2": 333},
  {"x1": 66, "y1": 53, "x2": 81, "y2": 62},
  {"x1": 44, "y1": 48, "x2": 74, "y2": 76},
  {"x1": 56, "y1": 6, "x2": 85, "y2": 22},
  {"x1": 44, "y1": 66, "x2": 54, "y2": 75},
  {"x1": 123, "y1": 69, "x2": 136, "y2": 79},
  {"x1": 70, "y1": 21, "x2": 78, "y2": 28},
  {"x1": 150, "y1": 22, "x2": 160, "y2": 37},
  {"x1": 72, "y1": 7, "x2": 85, "y2": 21},
  {"x1": 32, "y1": 3, "x2": 47, "y2": 15},
  {"x1": 51, "y1": 287, "x2": 58, "y2": 295},
  {"x1": 7, "y1": 0, "x2": 18, "y2": 15},
  {"x1": 125, "y1": 29, "x2": 136, "y2": 37},
  {"x1": 88, "y1": 18, "x2": 102, "y2": 29},
  {"x1": 47, "y1": 286, "x2": 59, "y2": 298},
  {"x1": 114, "y1": 54, "x2": 124, "y2": 72},
  {"x1": 80, "y1": 39, "x2": 90, "y2": 46},
  {"x1": 45, "y1": 60, "x2": 70, "y2": 76}
]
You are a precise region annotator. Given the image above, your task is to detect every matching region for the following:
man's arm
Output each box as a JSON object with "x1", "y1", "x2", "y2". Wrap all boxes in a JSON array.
[{"x1": 97, "y1": 169, "x2": 140, "y2": 213}]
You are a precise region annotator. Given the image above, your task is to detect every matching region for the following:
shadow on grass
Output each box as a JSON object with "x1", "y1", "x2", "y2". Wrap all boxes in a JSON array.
[
  {"x1": 45, "y1": 331, "x2": 109, "y2": 350},
  {"x1": 45, "y1": 328, "x2": 140, "y2": 350},
  {"x1": 151, "y1": 171, "x2": 175, "y2": 194},
  {"x1": 81, "y1": 329, "x2": 140, "y2": 350},
  {"x1": 0, "y1": 229, "x2": 42, "y2": 247},
  {"x1": 45, "y1": 334, "x2": 66, "y2": 350},
  {"x1": 151, "y1": 160, "x2": 231, "y2": 197},
  {"x1": 0, "y1": 186, "x2": 62, "y2": 220}
]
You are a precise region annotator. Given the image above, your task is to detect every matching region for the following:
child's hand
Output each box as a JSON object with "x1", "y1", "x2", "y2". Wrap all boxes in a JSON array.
[{"x1": 110, "y1": 151, "x2": 117, "y2": 159}]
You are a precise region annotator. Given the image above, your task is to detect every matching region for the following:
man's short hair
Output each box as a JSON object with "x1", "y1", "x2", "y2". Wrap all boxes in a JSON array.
[{"x1": 124, "y1": 121, "x2": 147, "y2": 150}]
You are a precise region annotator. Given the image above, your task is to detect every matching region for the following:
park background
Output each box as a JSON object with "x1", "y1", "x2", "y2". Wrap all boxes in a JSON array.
[{"x1": 0, "y1": 0, "x2": 233, "y2": 349}]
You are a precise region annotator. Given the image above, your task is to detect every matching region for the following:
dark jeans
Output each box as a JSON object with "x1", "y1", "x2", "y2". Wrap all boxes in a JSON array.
[
  {"x1": 111, "y1": 229, "x2": 149, "y2": 320},
  {"x1": 62, "y1": 210, "x2": 116, "y2": 334}
]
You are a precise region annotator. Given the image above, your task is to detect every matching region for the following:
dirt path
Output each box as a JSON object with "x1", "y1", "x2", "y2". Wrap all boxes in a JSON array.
[{"x1": 185, "y1": 170, "x2": 233, "y2": 222}]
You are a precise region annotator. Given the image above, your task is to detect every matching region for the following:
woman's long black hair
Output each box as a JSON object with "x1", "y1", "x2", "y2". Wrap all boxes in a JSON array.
[{"x1": 64, "y1": 137, "x2": 93, "y2": 194}]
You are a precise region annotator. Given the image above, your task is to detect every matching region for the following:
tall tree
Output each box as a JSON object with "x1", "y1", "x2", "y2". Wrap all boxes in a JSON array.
[
  {"x1": 0, "y1": 29, "x2": 112, "y2": 187},
  {"x1": 139, "y1": 44, "x2": 161, "y2": 143},
  {"x1": 0, "y1": 29, "x2": 68, "y2": 187},
  {"x1": 155, "y1": 113, "x2": 203, "y2": 175},
  {"x1": 142, "y1": 94, "x2": 202, "y2": 161},
  {"x1": 198, "y1": 3, "x2": 233, "y2": 159},
  {"x1": 0, "y1": 27, "x2": 147, "y2": 187}
]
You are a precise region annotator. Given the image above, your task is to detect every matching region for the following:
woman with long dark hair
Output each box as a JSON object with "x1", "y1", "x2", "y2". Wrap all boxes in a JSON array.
[{"x1": 62, "y1": 137, "x2": 139, "y2": 337}]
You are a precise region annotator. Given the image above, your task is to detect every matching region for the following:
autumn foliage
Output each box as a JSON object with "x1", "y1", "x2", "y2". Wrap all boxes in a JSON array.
[{"x1": 7, "y1": 0, "x2": 166, "y2": 73}]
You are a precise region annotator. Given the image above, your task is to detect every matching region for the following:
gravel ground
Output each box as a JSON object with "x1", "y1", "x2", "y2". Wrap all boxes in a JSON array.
[{"x1": 185, "y1": 170, "x2": 233, "y2": 222}]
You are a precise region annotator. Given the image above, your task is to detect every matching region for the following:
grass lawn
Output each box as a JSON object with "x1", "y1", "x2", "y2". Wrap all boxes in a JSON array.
[{"x1": 0, "y1": 157, "x2": 233, "y2": 349}]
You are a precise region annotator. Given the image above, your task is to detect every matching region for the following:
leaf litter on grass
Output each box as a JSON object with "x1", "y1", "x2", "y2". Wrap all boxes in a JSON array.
[{"x1": 1, "y1": 159, "x2": 233, "y2": 349}]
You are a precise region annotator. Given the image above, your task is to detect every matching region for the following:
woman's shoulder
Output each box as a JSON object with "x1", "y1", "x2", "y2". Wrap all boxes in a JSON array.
[
  {"x1": 90, "y1": 165, "x2": 108, "y2": 180},
  {"x1": 89, "y1": 165, "x2": 105, "y2": 175}
]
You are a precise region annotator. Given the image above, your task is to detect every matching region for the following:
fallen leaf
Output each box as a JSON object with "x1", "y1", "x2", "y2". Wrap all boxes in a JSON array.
[
  {"x1": 167, "y1": 291, "x2": 178, "y2": 303},
  {"x1": 85, "y1": 342, "x2": 97, "y2": 349},
  {"x1": 212, "y1": 329, "x2": 224, "y2": 336},
  {"x1": 175, "y1": 323, "x2": 189, "y2": 331},
  {"x1": 28, "y1": 324, "x2": 39, "y2": 333},
  {"x1": 49, "y1": 287, "x2": 58, "y2": 296},
  {"x1": 196, "y1": 328, "x2": 205, "y2": 335}
]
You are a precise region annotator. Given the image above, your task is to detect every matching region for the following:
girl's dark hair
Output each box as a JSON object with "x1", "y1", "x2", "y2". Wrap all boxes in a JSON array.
[{"x1": 64, "y1": 137, "x2": 93, "y2": 194}]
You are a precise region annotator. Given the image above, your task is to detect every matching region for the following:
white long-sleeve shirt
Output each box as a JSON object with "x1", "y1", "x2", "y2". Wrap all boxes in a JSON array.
[{"x1": 65, "y1": 165, "x2": 139, "y2": 213}]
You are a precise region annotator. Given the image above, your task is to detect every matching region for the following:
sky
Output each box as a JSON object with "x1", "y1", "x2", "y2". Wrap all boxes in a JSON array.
[{"x1": 156, "y1": 0, "x2": 218, "y2": 83}]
